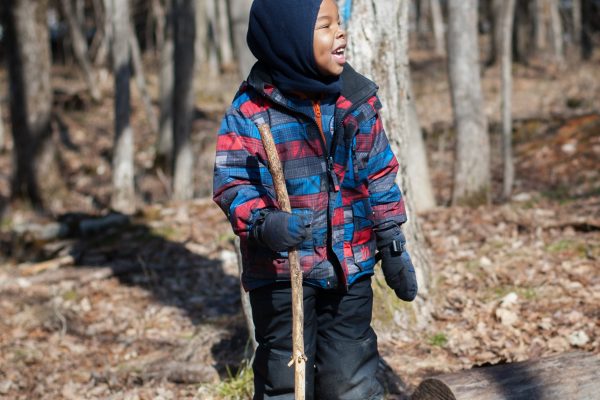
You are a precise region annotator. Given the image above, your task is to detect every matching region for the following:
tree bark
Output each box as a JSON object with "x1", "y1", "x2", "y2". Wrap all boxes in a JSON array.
[
  {"x1": 501, "y1": 0, "x2": 516, "y2": 200},
  {"x1": 195, "y1": 0, "x2": 210, "y2": 82},
  {"x1": 95, "y1": 0, "x2": 112, "y2": 67},
  {"x1": 204, "y1": 0, "x2": 221, "y2": 78},
  {"x1": 156, "y1": 0, "x2": 175, "y2": 166},
  {"x1": 216, "y1": 0, "x2": 234, "y2": 69},
  {"x1": 229, "y1": 0, "x2": 255, "y2": 79},
  {"x1": 129, "y1": 21, "x2": 159, "y2": 135},
  {"x1": 512, "y1": 0, "x2": 533, "y2": 64},
  {"x1": 430, "y1": 0, "x2": 445, "y2": 57},
  {"x1": 3, "y1": 0, "x2": 54, "y2": 208},
  {"x1": 110, "y1": 0, "x2": 136, "y2": 214},
  {"x1": 152, "y1": 0, "x2": 165, "y2": 51},
  {"x1": 487, "y1": 0, "x2": 504, "y2": 66},
  {"x1": 74, "y1": 0, "x2": 85, "y2": 31},
  {"x1": 347, "y1": 0, "x2": 432, "y2": 328},
  {"x1": 172, "y1": 0, "x2": 196, "y2": 200},
  {"x1": 415, "y1": 0, "x2": 425, "y2": 36},
  {"x1": 447, "y1": 0, "x2": 490, "y2": 206},
  {"x1": 58, "y1": 0, "x2": 101, "y2": 101},
  {"x1": 88, "y1": 0, "x2": 106, "y2": 63},
  {"x1": 581, "y1": 0, "x2": 593, "y2": 59},
  {"x1": 411, "y1": 351, "x2": 600, "y2": 400},
  {"x1": 406, "y1": 77, "x2": 436, "y2": 212},
  {"x1": 572, "y1": 0, "x2": 582, "y2": 51},
  {"x1": 535, "y1": 0, "x2": 549, "y2": 53},
  {"x1": 548, "y1": 0, "x2": 564, "y2": 65}
]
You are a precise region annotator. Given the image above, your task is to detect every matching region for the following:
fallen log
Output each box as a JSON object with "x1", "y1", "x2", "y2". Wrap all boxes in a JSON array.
[
  {"x1": 411, "y1": 351, "x2": 599, "y2": 400},
  {"x1": 18, "y1": 255, "x2": 75, "y2": 276},
  {"x1": 11, "y1": 213, "x2": 130, "y2": 243}
]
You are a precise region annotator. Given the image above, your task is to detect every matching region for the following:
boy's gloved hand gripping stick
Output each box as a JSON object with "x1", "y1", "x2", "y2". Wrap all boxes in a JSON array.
[{"x1": 258, "y1": 123, "x2": 307, "y2": 400}]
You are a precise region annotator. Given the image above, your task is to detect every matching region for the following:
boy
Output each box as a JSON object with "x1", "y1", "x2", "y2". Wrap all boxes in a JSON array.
[{"x1": 213, "y1": 0, "x2": 418, "y2": 398}]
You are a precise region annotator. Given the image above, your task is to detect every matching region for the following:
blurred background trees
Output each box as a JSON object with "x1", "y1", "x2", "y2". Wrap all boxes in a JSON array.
[
  {"x1": 2, "y1": 0, "x2": 54, "y2": 209},
  {"x1": 0, "y1": 0, "x2": 598, "y2": 213}
]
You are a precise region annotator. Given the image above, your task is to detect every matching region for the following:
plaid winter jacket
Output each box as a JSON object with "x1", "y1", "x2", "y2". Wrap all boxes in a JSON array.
[{"x1": 213, "y1": 63, "x2": 407, "y2": 291}]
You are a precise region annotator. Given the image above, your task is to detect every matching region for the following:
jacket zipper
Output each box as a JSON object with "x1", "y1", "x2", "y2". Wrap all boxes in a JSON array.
[
  {"x1": 311, "y1": 100, "x2": 339, "y2": 288},
  {"x1": 312, "y1": 101, "x2": 327, "y2": 149},
  {"x1": 312, "y1": 101, "x2": 339, "y2": 192}
]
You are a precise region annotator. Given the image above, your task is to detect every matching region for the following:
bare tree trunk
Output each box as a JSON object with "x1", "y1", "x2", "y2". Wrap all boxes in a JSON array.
[
  {"x1": 74, "y1": 0, "x2": 85, "y2": 31},
  {"x1": 150, "y1": 0, "x2": 165, "y2": 52},
  {"x1": 501, "y1": 0, "x2": 516, "y2": 200},
  {"x1": 172, "y1": 0, "x2": 196, "y2": 200},
  {"x1": 110, "y1": 0, "x2": 136, "y2": 214},
  {"x1": 153, "y1": 0, "x2": 165, "y2": 51},
  {"x1": 88, "y1": 0, "x2": 106, "y2": 62},
  {"x1": 59, "y1": 0, "x2": 101, "y2": 101},
  {"x1": 205, "y1": 0, "x2": 221, "y2": 78},
  {"x1": 195, "y1": 0, "x2": 210, "y2": 82},
  {"x1": 415, "y1": 0, "x2": 430, "y2": 41},
  {"x1": 535, "y1": 0, "x2": 549, "y2": 53},
  {"x1": 144, "y1": 2, "x2": 156, "y2": 55},
  {"x1": 581, "y1": 0, "x2": 593, "y2": 59},
  {"x1": 216, "y1": 0, "x2": 234, "y2": 69},
  {"x1": 156, "y1": 0, "x2": 174, "y2": 166},
  {"x1": 512, "y1": 0, "x2": 533, "y2": 64},
  {"x1": 447, "y1": 0, "x2": 490, "y2": 206},
  {"x1": 348, "y1": 0, "x2": 432, "y2": 328},
  {"x1": 129, "y1": 22, "x2": 159, "y2": 135},
  {"x1": 548, "y1": 0, "x2": 564, "y2": 65},
  {"x1": 95, "y1": 0, "x2": 112, "y2": 67},
  {"x1": 229, "y1": 0, "x2": 255, "y2": 79},
  {"x1": 3, "y1": 0, "x2": 54, "y2": 208},
  {"x1": 487, "y1": 0, "x2": 504, "y2": 66},
  {"x1": 430, "y1": 0, "x2": 445, "y2": 57},
  {"x1": 406, "y1": 77, "x2": 436, "y2": 212},
  {"x1": 572, "y1": 0, "x2": 582, "y2": 51}
]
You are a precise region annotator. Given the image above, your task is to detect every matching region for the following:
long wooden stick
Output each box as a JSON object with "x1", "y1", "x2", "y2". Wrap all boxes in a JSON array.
[{"x1": 258, "y1": 123, "x2": 306, "y2": 400}]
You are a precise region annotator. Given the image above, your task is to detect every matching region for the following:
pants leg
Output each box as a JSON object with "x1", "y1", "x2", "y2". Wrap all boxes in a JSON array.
[
  {"x1": 314, "y1": 277, "x2": 384, "y2": 400},
  {"x1": 249, "y1": 283, "x2": 317, "y2": 400}
]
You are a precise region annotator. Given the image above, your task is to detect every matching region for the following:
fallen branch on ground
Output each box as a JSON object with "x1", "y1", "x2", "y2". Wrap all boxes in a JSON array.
[{"x1": 411, "y1": 351, "x2": 599, "y2": 400}]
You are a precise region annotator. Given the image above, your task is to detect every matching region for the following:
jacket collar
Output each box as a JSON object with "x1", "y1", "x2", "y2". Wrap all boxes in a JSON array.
[{"x1": 246, "y1": 62, "x2": 378, "y2": 114}]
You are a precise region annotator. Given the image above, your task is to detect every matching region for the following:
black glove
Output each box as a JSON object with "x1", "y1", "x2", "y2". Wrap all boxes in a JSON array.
[
  {"x1": 250, "y1": 209, "x2": 311, "y2": 252},
  {"x1": 375, "y1": 223, "x2": 418, "y2": 302}
]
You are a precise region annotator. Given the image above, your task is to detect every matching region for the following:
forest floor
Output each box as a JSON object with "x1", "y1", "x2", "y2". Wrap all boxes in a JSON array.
[{"x1": 0, "y1": 53, "x2": 599, "y2": 399}]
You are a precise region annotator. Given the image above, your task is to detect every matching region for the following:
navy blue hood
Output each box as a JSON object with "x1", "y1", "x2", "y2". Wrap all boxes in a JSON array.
[{"x1": 246, "y1": 0, "x2": 342, "y2": 95}]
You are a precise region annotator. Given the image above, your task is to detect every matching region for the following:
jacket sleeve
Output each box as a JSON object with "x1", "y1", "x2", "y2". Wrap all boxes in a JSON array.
[
  {"x1": 366, "y1": 111, "x2": 407, "y2": 227},
  {"x1": 213, "y1": 107, "x2": 278, "y2": 237}
]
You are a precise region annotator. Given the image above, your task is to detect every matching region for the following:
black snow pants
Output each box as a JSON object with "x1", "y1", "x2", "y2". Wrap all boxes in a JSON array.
[{"x1": 249, "y1": 276, "x2": 384, "y2": 400}]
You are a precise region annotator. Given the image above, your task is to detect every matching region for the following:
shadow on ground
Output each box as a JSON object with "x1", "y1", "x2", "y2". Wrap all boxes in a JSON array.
[{"x1": 2, "y1": 211, "x2": 248, "y2": 379}]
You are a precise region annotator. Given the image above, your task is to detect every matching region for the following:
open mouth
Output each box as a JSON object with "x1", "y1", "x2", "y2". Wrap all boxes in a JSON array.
[{"x1": 332, "y1": 45, "x2": 346, "y2": 64}]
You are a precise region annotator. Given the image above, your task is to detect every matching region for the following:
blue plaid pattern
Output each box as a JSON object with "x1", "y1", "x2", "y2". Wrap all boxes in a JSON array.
[{"x1": 213, "y1": 64, "x2": 407, "y2": 290}]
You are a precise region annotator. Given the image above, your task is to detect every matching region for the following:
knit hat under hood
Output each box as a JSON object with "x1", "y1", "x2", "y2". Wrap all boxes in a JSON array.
[{"x1": 246, "y1": 0, "x2": 343, "y2": 95}]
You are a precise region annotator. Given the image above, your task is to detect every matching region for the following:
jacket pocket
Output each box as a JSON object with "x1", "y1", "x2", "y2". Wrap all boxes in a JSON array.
[{"x1": 351, "y1": 199, "x2": 377, "y2": 269}]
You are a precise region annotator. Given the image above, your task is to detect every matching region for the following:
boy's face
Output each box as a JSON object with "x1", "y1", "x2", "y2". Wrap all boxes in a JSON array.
[{"x1": 313, "y1": 0, "x2": 346, "y2": 77}]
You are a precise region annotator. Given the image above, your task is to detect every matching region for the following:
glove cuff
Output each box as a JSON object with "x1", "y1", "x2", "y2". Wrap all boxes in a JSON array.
[
  {"x1": 374, "y1": 222, "x2": 405, "y2": 250},
  {"x1": 248, "y1": 208, "x2": 274, "y2": 244}
]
